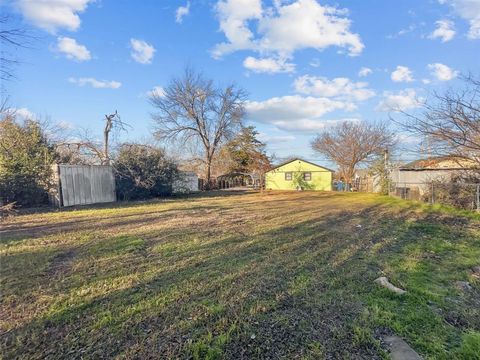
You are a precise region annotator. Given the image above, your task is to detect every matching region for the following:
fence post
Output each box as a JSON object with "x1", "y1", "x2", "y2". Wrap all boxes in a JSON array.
[
  {"x1": 477, "y1": 184, "x2": 480, "y2": 212},
  {"x1": 431, "y1": 181, "x2": 435, "y2": 205}
]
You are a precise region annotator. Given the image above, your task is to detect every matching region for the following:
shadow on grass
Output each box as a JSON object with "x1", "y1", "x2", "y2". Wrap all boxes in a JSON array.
[
  {"x1": 1, "y1": 193, "x2": 479, "y2": 359},
  {"x1": 0, "y1": 203, "x2": 394, "y2": 359}
]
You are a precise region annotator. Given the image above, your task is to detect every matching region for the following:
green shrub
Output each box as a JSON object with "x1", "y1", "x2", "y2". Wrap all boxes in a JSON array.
[
  {"x1": 0, "y1": 115, "x2": 56, "y2": 206},
  {"x1": 114, "y1": 144, "x2": 178, "y2": 200}
]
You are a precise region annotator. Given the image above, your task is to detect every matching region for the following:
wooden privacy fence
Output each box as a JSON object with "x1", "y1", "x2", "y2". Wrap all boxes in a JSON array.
[{"x1": 50, "y1": 165, "x2": 116, "y2": 207}]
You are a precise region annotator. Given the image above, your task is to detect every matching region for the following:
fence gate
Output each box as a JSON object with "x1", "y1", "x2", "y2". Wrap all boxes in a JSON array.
[{"x1": 51, "y1": 165, "x2": 116, "y2": 207}]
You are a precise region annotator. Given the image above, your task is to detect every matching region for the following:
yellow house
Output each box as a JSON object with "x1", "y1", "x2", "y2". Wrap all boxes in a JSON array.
[{"x1": 265, "y1": 158, "x2": 333, "y2": 191}]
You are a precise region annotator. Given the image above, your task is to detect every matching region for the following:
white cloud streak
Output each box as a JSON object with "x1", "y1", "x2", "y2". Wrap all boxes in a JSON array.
[
  {"x1": 243, "y1": 56, "x2": 295, "y2": 73},
  {"x1": 294, "y1": 75, "x2": 375, "y2": 101},
  {"x1": 68, "y1": 77, "x2": 122, "y2": 89},
  {"x1": 176, "y1": 2, "x2": 190, "y2": 23}
]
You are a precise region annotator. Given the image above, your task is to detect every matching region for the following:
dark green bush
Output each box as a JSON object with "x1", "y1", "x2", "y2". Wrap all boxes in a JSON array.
[
  {"x1": 0, "y1": 116, "x2": 56, "y2": 207},
  {"x1": 114, "y1": 144, "x2": 178, "y2": 200}
]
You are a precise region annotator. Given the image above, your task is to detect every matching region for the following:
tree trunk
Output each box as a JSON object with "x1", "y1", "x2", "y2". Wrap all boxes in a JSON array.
[
  {"x1": 103, "y1": 130, "x2": 109, "y2": 165},
  {"x1": 205, "y1": 157, "x2": 212, "y2": 189}
]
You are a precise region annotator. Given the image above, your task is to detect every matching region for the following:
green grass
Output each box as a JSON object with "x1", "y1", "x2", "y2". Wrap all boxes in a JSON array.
[{"x1": 1, "y1": 191, "x2": 479, "y2": 359}]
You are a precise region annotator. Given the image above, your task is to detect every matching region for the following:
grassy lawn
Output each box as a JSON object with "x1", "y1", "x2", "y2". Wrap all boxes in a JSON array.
[{"x1": 1, "y1": 191, "x2": 479, "y2": 359}]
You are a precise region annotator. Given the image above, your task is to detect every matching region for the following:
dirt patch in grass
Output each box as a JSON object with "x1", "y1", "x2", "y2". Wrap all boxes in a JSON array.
[{"x1": 1, "y1": 191, "x2": 479, "y2": 359}]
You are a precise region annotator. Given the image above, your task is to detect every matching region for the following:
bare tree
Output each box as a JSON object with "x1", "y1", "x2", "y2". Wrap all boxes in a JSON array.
[
  {"x1": 150, "y1": 68, "x2": 246, "y2": 187},
  {"x1": 398, "y1": 75, "x2": 480, "y2": 167},
  {"x1": 311, "y1": 121, "x2": 395, "y2": 188}
]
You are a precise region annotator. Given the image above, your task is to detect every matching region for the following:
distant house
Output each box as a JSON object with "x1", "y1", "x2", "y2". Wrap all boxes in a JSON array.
[
  {"x1": 390, "y1": 156, "x2": 477, "y2": 195},
  {"x1": 265, "y1": 158, "x2": 333, "y2": 191}
]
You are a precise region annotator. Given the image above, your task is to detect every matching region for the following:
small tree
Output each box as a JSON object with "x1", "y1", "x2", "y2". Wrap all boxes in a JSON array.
[
  {"x1": 150, "y1": 68, "x2": 246, "y2": 188},
  {"x1": 368, "y1": 152, "x2": 390, "y2": 195},
  {"x1": 0, "y1": 113, "x2": 56, "y2": 206},
  {"x1": 292, "y1": 169, "x2": 314, "y2": 191},
  {"x1": 223, "y1": 126, "x2": 271, "y2": 182},
  {"x1": 114, "y1": 143, "x2": 178, "y2": 200},
  {"x1": 311, "y1": 121, "x2": 395, "y2": 188}
]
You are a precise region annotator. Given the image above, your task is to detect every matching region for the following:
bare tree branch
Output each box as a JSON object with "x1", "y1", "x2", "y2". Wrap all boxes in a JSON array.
[
  {"x1": 396, "y1": 75, "x2": 480, "y2": 167},
  {"x1": 0, "y1": 14, "x2": 35, "y2": 82}
]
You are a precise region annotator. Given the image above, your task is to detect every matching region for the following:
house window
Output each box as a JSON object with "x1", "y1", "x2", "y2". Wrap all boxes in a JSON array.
[
  {"x1": 285, "y1": 172, "x2": 292, "y2": 181},
  {"x1": 303, "y1": 172, "x2": 312, "y2": 181}
]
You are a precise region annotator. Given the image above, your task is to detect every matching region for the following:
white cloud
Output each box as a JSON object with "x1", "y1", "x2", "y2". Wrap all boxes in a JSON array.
[
  {"x1": 246, "y1": 95, "x2": 356, "y2": 131},
  {"x1": 391, "y1": 65, "x2": 414, "y2": 82},
  {"x1": 13, "y1": 107, "x2": 36, "y2": 119},
  {"x1": 439, "y1": 0, "x2": 480, "y2": 39},
  {"x1": 358, "y1": 67, "x2": 372, "y2": 77},
  {"x1": 214, "y1": 0, "x2": 262, "y2": 57},
  {"x1": 294, "y1": 75, "x2": 375, "y2": 101},
  {"x1": 243, "y1": 56, "x2": 295, "y2": 73},
  {"x1": 147, "y1": 86, "x2": 165, "y2": 97},
  {"x1": 176, "y1": 2, "x2": 190, "y2": 23},
  {"x1": 55, "y1": 36, "x2": 91, "y2": 61},
  {"x1": 257, "y1": 133, "x2": 296, "y2": 143},
  {"x1": 130, "y1": 39, "x2": 155, "y2": 64},
  {"x1": 427, "y1": 63, "x2": 458, "y2": 81},
  {"x1": 376, "y1": 89, "x2": 423, "y2": 112},
  {"x1": 15, "y1": 0, "x2": 93, "y2": 33},
  {"x1": 213, "y1": 0, "x2": 364, "y2": 63},
  {"x1": 267, "y1": 118, "x2": 358, "y2": 132},
  {"x1": 68, "y1": 77, "x2": 122, "y2": 89},
  {"x1": 429, "y1": 19, "x2": 456, "y2": 42},
  {"x1": 387, "y1": 24, "x2": 419, "y2": 39}
]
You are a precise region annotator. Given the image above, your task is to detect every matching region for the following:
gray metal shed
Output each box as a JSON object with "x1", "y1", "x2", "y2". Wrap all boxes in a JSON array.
[{"x1": 50, "y1": 164, "x2": 116, "y2": 207}]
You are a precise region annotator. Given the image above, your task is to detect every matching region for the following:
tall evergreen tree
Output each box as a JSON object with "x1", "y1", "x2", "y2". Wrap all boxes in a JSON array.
[{"x1": 224, "y1": 126, "x2": 270, "y2": 174}]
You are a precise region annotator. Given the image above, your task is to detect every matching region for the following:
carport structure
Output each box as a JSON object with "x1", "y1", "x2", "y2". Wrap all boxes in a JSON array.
[{"x1": 216, "y1": 172, "x2": 260, "y2": 189}]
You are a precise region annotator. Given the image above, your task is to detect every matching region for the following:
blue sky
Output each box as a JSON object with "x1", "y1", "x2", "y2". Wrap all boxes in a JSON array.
[{"x1": 2, "y1": 0, "x2": 479, "y2": 166}]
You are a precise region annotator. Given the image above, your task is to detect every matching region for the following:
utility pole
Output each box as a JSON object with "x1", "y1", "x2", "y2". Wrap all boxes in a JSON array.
[{"x1": 384, "y1": 148, "x2": 390, "y2": 195}]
